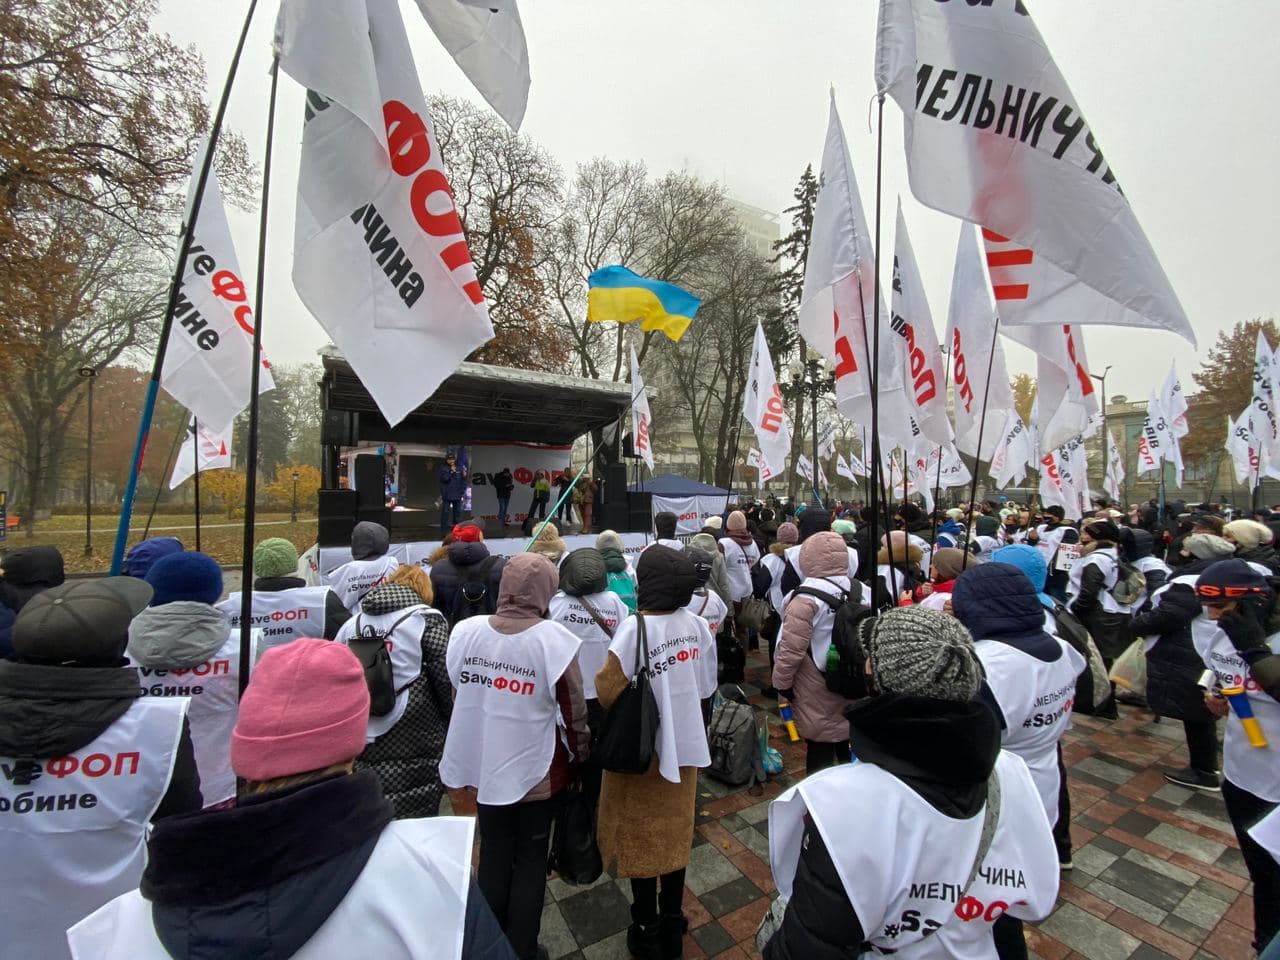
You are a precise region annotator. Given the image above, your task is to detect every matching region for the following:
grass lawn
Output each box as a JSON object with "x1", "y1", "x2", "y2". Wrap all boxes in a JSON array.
[{"x1": 3, "y1": 514, "x2": 318, "y2": 574}]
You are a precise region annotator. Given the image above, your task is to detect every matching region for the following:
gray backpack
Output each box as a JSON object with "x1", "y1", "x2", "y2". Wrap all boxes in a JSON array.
[{"x1": 706, "y1": 687, "x2": 762, "y2": 787}]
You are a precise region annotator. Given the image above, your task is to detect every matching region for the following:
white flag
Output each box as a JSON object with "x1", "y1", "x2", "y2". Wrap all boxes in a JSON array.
[
  {"x1": 799, "y1": 92, "x2": 915, "y2": 441},
  {"x1": 1001, "y1": 321, "x2": 1099, "y2": 451},
  {"x1": 796, "y1": 453, "x2": 814, "y2": 484},
  {"x1": 748, "y1": 448, "x2": 777, "y2": 487},
  {"x1": 946, "y1": 224, "x2": 1013, "y2": 460},
  {"x1": 1105, "y1": 430, "x2": 1125, "y2": 502},
  {"x1": 1137, "y1": 391, "x2": 1174, "y2": 478},
  {"x1": 743, "y1": 323, "x2": 792, "y2": 479},
  {"x1": 411, "y1": 0, "x2": 530, "y2": 131},
  {"x1": 891, "y1": 202, "x2": 952, "y2": 445},
  {"x1": 1245, "y1": 333, "x2": 1280, "y2": 470},
  {"x1": 279, "y1": 0, "x2": 494, "y2": 428},
  {"x1": 630, "y1": 347, "x2": 654, "y2": 473},
  {"x1": 817, "y1": 421, "x2": 838, "y2": 460},
  {"x1": 1039, "y1": 433, "x2": 1088, "y2": 521},
  {"x1": 1162, "y1": 363, "x2": 1189, "y2": 439},
  {"x1": 169, "y1": 418, "x2": 233, "y2": 490},
  {"x1": 162, "y1": 145, "x2": 275, "y2": 433},
  {"x1": 988, "y1": 410, "x2": 1033, "y2": 489},
  {"x1": 836, "y1": 452, "x2": 857, "y2": 483},
  {"x1": 876, "y1": 0, "x2": 1195, "y2": 345}
]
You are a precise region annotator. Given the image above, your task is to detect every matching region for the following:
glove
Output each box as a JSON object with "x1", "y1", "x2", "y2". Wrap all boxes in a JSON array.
[{"x1": 1218, "y1": 598, "x2": 1271, "y2": 656}]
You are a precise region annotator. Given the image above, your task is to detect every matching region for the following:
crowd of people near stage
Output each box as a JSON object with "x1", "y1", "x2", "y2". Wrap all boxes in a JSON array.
[{"x1": 1, "y1": 495, "x2": 1279, "y2": 960}]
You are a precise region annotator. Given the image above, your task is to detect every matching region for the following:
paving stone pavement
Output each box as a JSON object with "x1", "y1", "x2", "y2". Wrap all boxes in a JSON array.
[{"x1": 449, "y1": 648, "x2": 1260, "y2": 960}]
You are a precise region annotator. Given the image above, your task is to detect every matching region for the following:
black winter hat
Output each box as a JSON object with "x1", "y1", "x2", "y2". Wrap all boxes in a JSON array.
[
  {"x1": 797, "y1": 508, "x2": 831, "y2": 542},
  {"x1": 1195, "y1": 559, "x2": 1274, "y2": 603},
  {"x1": 686, "y1": 547, "x2": 714, "y2": 588},
  {"x1": 14, "y1": 577, "x2": 153, "y2": 666},
  {"x1": 636, "y1": 546, "x2": 697, "y2": 612},
  {"x1": 1083, "y1": 519, "x2": 1121, "y2": 544},
  {"x1": 558, "y1": 548, "x2": 608, "y2": 597}
]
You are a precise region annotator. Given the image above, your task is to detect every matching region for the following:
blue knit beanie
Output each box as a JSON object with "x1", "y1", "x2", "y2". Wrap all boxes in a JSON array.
[{"x1": 145, "y1": 551, "x2": 224, "y2": 606}]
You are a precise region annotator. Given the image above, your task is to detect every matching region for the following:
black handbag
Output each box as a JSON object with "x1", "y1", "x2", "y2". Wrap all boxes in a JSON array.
[
  {"x1": 548, "y1": 788, "x2": 603, "y2": 885},
  {"x1": 593, "y1": 613, "x2": 659, "y2": 774}
]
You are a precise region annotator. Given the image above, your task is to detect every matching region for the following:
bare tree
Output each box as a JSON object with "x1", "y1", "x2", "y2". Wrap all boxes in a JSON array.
[{"x1": 0, "y1": 212, "x2": 165, "y2": 533}]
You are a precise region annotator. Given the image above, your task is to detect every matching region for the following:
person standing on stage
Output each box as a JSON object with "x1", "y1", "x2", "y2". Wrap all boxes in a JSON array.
[{"x1": 438, "y1": 453, "x2": 468, "y2": 535}]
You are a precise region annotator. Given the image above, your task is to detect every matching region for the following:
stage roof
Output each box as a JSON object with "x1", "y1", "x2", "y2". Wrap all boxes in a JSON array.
[{"x1": 320, "y1": 347, "x2": 633, "y2": 446}]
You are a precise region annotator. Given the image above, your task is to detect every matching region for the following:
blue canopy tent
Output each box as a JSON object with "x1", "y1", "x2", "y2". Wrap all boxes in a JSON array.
[{"x1": 627, "y1": 474, "x2": 740, "y2": 535}]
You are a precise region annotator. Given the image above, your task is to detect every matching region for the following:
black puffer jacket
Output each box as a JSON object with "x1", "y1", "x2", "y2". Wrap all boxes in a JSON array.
[
  {"x1": 352, "y1": 583, "x2": 453, "y2": 819},
  {"x1": 1131, "y1": 559, "x2": 1216, "y2": 721},
  {"x1": 141, "y1": 771, "x2": 516, "y2": 959},
  {"x1": 430, "y1": 540, "x2": 505, "y2": 623},
  {"x1": 763, "y1": 694, "x2": 1000, "y2": 959},
  {"x1": 1237, "y1": 544, "x2": 1280, "y2": 576},
  {"x1": 0, "y1": 660, "x2": 201, "y2": 817},
  {"x1": 255, "y1": 575, "x2": 352, "y2": 640}
]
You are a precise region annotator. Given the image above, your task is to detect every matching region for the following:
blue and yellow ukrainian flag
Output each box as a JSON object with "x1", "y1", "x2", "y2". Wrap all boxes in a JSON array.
[{"x1": 586, "y1": 265, "x2": 701, "y2": 342}]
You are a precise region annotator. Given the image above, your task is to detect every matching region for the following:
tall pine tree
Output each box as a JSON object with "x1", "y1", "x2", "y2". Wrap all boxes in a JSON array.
[{"x1": 1184, "y1": 318, "x2": 1279, "y2": 471}]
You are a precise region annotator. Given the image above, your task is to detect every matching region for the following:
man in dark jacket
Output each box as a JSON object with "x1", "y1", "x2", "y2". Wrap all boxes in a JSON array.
[
  {"x1": 430, "y1": 523, "x2": 506, "y2": 626},
  {"x1": 0, "y1": 577, "x2": 202, "y2": 957},
  {"x1": 1132, "y1": 533, "x2": 1236, "y2": 792},
  {"x1": 493, "y1": 467, "x2": 515, "y2": 529},
  {"x1": 0, "y1": 544, "x2": 65, "y2": 659},
  {"x1": 439, "y1": 454, "x2": 468, "y2": 535}
]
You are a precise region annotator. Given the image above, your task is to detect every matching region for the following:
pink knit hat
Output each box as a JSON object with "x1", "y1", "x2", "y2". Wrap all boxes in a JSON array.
[
  {"x1": 777, "y1": 522, "x2": 800, "y2": 544},
  {"x1": 727, "y1": 510, "x2": 748, "y2": 533},
  {"x1": 231, "y1": 638, "x2": 369, "y2": 782}
]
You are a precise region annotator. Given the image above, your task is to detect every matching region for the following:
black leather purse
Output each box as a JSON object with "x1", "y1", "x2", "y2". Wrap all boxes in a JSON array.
[{"x1": 593, "y1": 613, "x2": 659, "y2": 774}]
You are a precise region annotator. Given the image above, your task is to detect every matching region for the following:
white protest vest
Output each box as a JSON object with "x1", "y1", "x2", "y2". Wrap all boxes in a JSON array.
[
  {"x1": 908, "y1": 533, "x2": 933, "y2": 577},
  {"x1": 68, "y1": 816, "x2": 475, "y2": 960},
  {"x1": 218, "y1": 586, "x2": 330, "y2": 652},
  {"x1": 549, "y1": 590, "x2": 629, "y2": 700},
  {"x1": 681, "y1": 591, "x2": 724, "y2": 696},
  {"x1": 1067, "y1": 548, "x2": 1126, "y2": 614},
  {"x1": 335, "y1": 604, "x2": 440, "y2": 741},
  {"x1": 784, "y1": 576, "x2": 851, "y2": 671},
  {"x1": 1131, "y1": 556, "x2": 1171, "y2": 611},
  {"x1": 1034, "y1": 525, "x2": 1070, "y2": 566},
  {"x1": 129, "y1": 630, "x2": 246, "y2": 807},
  {"x1": 607, "y1": 610, "x2": 716, "y2": 783},
  {"x1": 769, "y1": 751, "x2": 1059, "y2": 960},
  {"x1": 1192, "y1": 618, "x2": 1280, "y2": 801},
  {"x1": 441, "y1": 618, "x2": 581, "y2": 804},
  {"x1": 1250, "y1": 804, "x2": 1280, "y2": 863},
  {"x1": 1, "y1": 696, "x2": 187, "y2": 960},
  {"x1": 720, "y1": 537, "x2": 760, "y2": 602},
  {"x1": 975, "y1": 639, "x2": 1086, "y2": 823},
  {"x1": 326, "y1": 555, "x2": 401, "y2": 614},
  {"x1": 761, "y1": 552, "x2": 788, "y2": 615},
  {"x1": 878, "y1": 563, "x2": 912, "y2": 600},
  {"x1": 651, "y1": 538, "x2": 685, "y2": 552}
]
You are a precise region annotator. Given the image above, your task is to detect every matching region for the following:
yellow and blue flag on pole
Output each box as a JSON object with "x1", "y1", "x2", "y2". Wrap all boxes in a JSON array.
[{"x1": 586, "y1": 265, "x2": 701, "y2": 342}]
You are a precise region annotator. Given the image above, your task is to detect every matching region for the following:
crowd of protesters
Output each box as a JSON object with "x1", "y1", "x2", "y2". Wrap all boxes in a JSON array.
[{"x1": 1, "y1": 489, "x2": 1278, "y2": 960}]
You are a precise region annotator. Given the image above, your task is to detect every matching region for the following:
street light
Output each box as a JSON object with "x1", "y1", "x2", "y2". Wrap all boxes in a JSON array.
[
  {"x1": 78, "y1": 367, "x2": 97, "y2": 556},
  {"x1": 291, "y1": 470, "x2": 300, "y2": 523},
  {"x1": 790, "y1": 349, "x2": 832, "y2": 506},
  {"x1": 1090, "y1": 365, "x2": 1113, "y2": 505}
]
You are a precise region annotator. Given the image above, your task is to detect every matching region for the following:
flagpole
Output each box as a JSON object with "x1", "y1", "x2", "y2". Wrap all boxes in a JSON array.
[
  {"x1": 193, "y1": 417, "x2": 203, "y2": 553},
  {"x1": 238, "y1": 54, "x2": 279, "y2": 696},
  {"x1": 929, "y1": 347, "x2": 955, "y2": 546},
  {"x1": 142, "y1": 425, "x2": 187, "y2": 540},
  {"x1": 960, "y1": 315, "x2": 1001, "y2": 571},
  {"x1": 723, "y1": 418, "x2": 744, "y2": 515},
  {"x1": 109, "y1": 0, "x2": 261, "y2": 575}
]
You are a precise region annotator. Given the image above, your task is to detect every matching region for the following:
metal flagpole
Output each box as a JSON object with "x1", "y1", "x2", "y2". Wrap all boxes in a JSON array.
[
  {"x1": 110, "y1": 0, "x2": 261, "y2": 574},
  {"x1": 142, "y1": 424, "x2": 186, "y2": 540},
  {"x1": 238, "y1": 55, "x2": 280, "y2": 696},
  {"x1": 193, "y1": 417, "x2": 203, "y2": 552},
  {"x1": 867, "y1": 95, "x2": 894, "y2": 608},
  {"x1": 928, "y1": 346, "x2": 955, "y2": 547},
  {"x1": 960, "y1": 316, "x2": 1002, "y2": 571}
]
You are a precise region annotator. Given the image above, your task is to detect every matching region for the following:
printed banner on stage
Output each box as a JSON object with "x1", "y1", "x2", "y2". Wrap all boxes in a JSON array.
[{"x1": 468, "y1": 443, "x2": 572, "y2": 523}]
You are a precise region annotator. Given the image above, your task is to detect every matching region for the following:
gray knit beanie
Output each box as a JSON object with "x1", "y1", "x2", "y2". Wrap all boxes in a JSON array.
[{"x1": 865, "y1": 607, "x2": 983, "y2": 702}]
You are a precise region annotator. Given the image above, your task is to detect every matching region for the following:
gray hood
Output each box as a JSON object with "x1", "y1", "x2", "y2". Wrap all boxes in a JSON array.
[
  {"x1": 127, "y1": 602, "x2": 230, "y2": 669},
  {"x1": 350, "y1": 521, "x2": 390, "y2": 561}
]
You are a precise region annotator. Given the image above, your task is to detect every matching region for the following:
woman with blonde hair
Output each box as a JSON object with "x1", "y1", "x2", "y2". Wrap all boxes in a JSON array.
[{"x1": 334, "y1": 562, "x2": 454, "y2": 818}]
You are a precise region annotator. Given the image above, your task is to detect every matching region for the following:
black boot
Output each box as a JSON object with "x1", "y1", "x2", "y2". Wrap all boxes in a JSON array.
[
  {"x1": 627, "y1": 904, "x2": 661, "y2": 960},
  {"x1": 659, "y1": 913, "x2": 686, "y2": 959}
]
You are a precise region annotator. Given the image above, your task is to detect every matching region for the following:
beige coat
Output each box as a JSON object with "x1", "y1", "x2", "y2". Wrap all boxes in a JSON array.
[{"x1": 594, "y1": 652, "x2": 698, "y2": 878}]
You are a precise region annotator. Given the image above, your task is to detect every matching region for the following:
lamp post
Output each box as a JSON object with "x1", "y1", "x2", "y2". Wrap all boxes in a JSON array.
[
  {"x1": 790, "y1": 349, "x2": 832, "y2": 506},
  {"x1": 1090, "y1": 365, "x2": 1112, "y2": 504},
  {"x1": 291, "y1": 469, "x2": 300, "y2": 523},
  {"x1": 78, "y1": 367, "x2": 98, "y2": 556}
]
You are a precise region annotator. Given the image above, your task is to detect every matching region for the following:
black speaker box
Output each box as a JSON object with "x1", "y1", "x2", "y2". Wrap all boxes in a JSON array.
[
  {"x1": 603, "y1": 463, "x2": 628, "y2": 503},
  {"x1": 318, "y1": 487, "x2": 357, "y2": 520},
  {"x1": 353, "y1": 454, "x2": 386, "y2": 509},
  {"x1": 601, "y1": 501, "x2": 629, "y2": 532},
  {"x1": 318, "y1": 515, "x2": 355, "y2": 547},
  {"x1": 627, "y1": 492, "x2": 652, "y2": 533},
  {"x1": 356, "y1": 506, "x2": 393, "y2": 530},
  {"x1": 321, "y1": 409, "x2": 355, "y2": 446}
]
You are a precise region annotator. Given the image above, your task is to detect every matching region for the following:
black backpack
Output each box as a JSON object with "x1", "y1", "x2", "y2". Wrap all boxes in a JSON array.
[
  {"x1": 349, "y1": 610, "x2": 417, "y2": 717},
  {"x1": 1050, "y1": 601, "x2": 1114, "y2": 718},
  {"x1": 792, "y1": 580, "x2": 873, "y2": 700},
  {"x1": 449, "y1": 556, "x2": 499, "y2": 627}
]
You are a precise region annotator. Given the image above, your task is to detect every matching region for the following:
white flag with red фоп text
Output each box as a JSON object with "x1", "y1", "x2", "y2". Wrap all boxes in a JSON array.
[
  {"x1": 743, "y1": 322, "x2": 792, "y2": 480},
  {"x1": 279, "y1": 0, "x2": 494, "y2": 428},
  {"x1": 1137, "y1": 391, "x2": 1175, "y2": 478},
  {"x1": 999, "y1": 313, "x2": 1099, "y2": 452},
  {"x1": 169, "y1": 418, "x2": 233, "y2": 489},
  {"x1": 799, "y1": 91, "x2": 915, "y2": 444},
  {"x1": 891, "y1": 202, "x2": 952, "y2": 445},
  {"x1": 748, "y1": 448, "x2": 777, "y2": 487},
  {"x1": 630, "y1": 347, "x2": 654, "y2": 473},
  {"x1": 162, "y1": 143, "x2": 274, "y2": 434},
  {"x1": 945, "y1": 224, "x2": 1013, "y2": 461},
  {"x1": 875, "y1": 0, "x2": 1195, "y2": 346},
  {"x1": 1105, "y1": 430, "x2": 1125, "y2": 503}
]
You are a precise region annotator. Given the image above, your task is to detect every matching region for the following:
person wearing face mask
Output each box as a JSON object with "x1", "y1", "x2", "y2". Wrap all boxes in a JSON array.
[
  {"x1": 1066, "y1": 519, "x2": 1131, "y2": 667},
  {"x1": 1192, "y1": 560, "x2": 1280, "y2": 954},
  {"x1": 440, "y1": 554, "x2": 590, "y2": 960},
  {"x1": 762, "y1": 607, "x2": 1059, "y2": 959}
]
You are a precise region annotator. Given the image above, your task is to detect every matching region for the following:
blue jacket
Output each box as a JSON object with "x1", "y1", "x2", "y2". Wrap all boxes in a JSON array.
[{"x1": 438, "y1": 464, "x2": 467, "y2": 501}]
